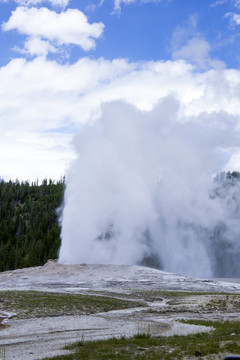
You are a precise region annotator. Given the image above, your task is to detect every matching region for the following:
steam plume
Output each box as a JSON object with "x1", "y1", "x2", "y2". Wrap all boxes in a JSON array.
[{"x1": 59, "y1": 96, "x2": 240, "y2": 278}]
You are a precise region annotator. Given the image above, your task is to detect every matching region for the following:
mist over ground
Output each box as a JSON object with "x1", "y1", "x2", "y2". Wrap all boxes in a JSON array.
[{"x1": 59, "y1": 96, "x2": 240, "y2": 278}]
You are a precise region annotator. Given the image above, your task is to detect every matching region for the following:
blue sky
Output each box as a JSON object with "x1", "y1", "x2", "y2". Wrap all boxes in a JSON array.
[
  {"x1": 1, "y1": 0, "x2": 240, "y2": 180},
  {"x1": 1, "y1": 0, "x2": 240, "y2": 66}
]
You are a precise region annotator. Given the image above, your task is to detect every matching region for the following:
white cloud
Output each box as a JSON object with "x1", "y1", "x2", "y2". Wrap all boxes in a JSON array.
[
  {"x1": 223, "y1": 1, "x2": 240, "y2": 26},
  {"x1": 210, "y1": 0, "x2": 227, "y2": 7},
  {"x1": 231, "y1": 12, "x2": 240, "y2": 24},
  {"x1": 2, "y1": 7, "x2": 104, "y2": 52},
  {"x1": 172, "y1": 38, "x2": 211, "y2": 69},
  {"x1": 16, "y1": 37, "x2": 57, "y2": 56},
  {"x1": 0, "y1": 131, "x2": 73, "y2": 181},
  {"x1": 224, "y1": 11, "x2": 240, "y2": 27},
  {"x1": 171, "y1": 38, "x2": 225, "y2": 70},
  {"x1": 170, "y1": 15, "x2": 225, "y2": 70},
  {"x1": 211, "y1": 0, "x2": 240, "y2": 8},
  {"x1": 114, "y1": 0, "x2": 135, "y2": 11},
  {"x1": 1, "y1": 56, "x2": 240, "y2": 180}
]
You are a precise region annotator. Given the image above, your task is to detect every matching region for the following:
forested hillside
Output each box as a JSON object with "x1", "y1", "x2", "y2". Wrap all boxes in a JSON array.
[{"x1": 0, "y1": 178, "x2": 64, "y2": 272}]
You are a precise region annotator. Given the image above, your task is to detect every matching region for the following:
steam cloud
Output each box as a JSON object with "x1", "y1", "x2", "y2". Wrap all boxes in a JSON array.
[{"x1": 59, "y1": 96, "x2": 240, "y2": 278}]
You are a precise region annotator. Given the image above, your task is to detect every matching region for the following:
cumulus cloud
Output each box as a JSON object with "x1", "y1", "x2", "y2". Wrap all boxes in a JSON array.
[
  {"x1": 15, "y1": 37, "x2": 57, "y2": 56},
  {"x1": 2, "y1": 7, "x2": 104, "y2": 53},
  {"x1": 0, "y1": 130, "x2": 73, "y2": 181},
  {"x1": 1, "y1": 55, "x2": 240, "y2": 181}
]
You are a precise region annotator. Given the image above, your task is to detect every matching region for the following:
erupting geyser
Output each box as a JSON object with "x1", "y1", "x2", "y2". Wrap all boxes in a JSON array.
[{"x1": 59, "y1": 96, "x2": 240, "y2": 278}]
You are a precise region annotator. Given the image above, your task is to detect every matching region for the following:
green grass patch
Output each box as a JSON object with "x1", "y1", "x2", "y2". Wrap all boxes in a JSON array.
[
  {"x1": 206, "y1": 294, "x2": 240, "y2": 311},
  {"x1": 90, "y1": 289, "x2": 240, "y2": 307},
  {"x1": 0, "y1": 291, "x2": 144, "y2": 318},
  {"x1": 117, "y1": 289, "x2": 231, "y2": 302},
  {"x1": 42, "y1": 320, "x2": 240, "y2": 360}
]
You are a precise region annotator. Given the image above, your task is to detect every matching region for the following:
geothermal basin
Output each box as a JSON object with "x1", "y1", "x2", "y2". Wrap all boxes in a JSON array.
[{"x1": 0, "y1": 262, "x2": 240, "y2": 360}]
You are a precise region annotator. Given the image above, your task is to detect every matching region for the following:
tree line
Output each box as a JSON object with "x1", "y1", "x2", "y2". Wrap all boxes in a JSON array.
[{"x1": 0, "y1": 178, "x2": 64, "y2": 272}]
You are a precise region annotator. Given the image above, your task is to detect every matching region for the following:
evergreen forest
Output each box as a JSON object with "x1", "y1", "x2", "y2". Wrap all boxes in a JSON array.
[{"x1": 0, "y1": 178, "x2": 64, "y2": 272}]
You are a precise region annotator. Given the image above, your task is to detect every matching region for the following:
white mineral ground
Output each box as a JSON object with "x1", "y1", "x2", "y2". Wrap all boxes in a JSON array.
[{"x1": 0, "y1": 261, "x2": 240, "y2": 360}]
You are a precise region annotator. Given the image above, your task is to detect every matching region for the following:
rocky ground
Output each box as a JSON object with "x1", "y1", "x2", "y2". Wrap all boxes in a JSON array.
[{"x1": 0, "y1": 262, "x2": 240, "y2": 360}]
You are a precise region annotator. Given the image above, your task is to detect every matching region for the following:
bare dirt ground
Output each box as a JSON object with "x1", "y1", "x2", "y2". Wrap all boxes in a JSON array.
[{"x1": 0, "y1": 262, "x2": 240, "y2": 360}]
